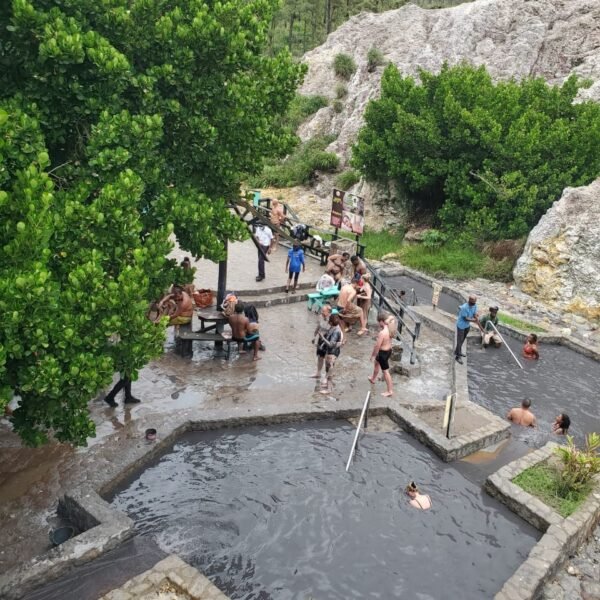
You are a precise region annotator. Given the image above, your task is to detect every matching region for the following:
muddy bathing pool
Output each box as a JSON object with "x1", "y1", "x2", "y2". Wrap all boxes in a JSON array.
[
  {"x1": 383, "y1": 275, "x2": 460, "y2": 314},
  {"x1": 110, "y1": 420, "x2": 538, "y2": 600},
  {"x1": 468, "y1": 336, "x2": 600, "y2": 445}
]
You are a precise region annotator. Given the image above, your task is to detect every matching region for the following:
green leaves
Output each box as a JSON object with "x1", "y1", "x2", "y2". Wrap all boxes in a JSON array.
[{"x1": 354, "y1": 64, "x2": 600, "y2": 240}]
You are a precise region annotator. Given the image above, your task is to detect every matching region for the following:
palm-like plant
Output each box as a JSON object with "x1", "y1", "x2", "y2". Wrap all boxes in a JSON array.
[{"x1": 554, "y1": 433, "x2": 600, "y2": 494}]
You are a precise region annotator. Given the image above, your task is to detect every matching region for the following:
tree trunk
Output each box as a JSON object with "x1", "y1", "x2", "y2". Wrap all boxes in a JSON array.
[
  {"x1": 326, "y1": 0, "x2": 332, "y2": 34},
  {"x1": 288, "y1": 12, "x2": 296, "y2": 52}
]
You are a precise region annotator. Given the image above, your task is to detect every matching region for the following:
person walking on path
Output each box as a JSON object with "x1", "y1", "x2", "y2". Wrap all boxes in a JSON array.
[
  {"x1": 454, "y1": 295, "x2": 479, "y2": 364},
  {"x1": 104, "y1": 375, "x2": 140, "y2": 407},
  {"x1": 285, "y1": 241, "x2": 305, "y2": 293},
  {"x1": 311, "y1": 304, "x2": 333, "y2": 381},
  {"x1": 255, "y1": 224, "x2": 273, "y2": 282},
  {"x1": 368, "y1": 312, "x2": 394, "y2": 397},
  {"x1": 316, "y1": 314, "x2": 343, "y2": 394}
]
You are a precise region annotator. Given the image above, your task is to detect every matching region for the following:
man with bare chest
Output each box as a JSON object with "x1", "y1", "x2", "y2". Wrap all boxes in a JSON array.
[
  {"x1": 336, "y1": 280, "x2": 368, "y2": 335},
  {"x1": 227, "y1": 303, "x2": 260, "y2": 360}
]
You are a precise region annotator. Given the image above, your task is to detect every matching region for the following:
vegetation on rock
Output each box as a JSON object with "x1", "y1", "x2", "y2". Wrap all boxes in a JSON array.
[
  {"x1": 333, "y1": 53, "x2": 357, "y2": 80},
  {"x1": 335, "y1": 169, "x2": 361, "y2": 190},
  {"x1": 353, "y1": 63, "x2": 600, "y2": 241},
  {"x1": 0, "y1": 0, "x2": 304, "y2": 446}
]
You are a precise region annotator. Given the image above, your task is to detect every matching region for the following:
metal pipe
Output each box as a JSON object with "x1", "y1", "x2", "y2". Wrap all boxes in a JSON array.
[
  {"x1": 345, "y1": 391, "x2": 371, "y2": 472},
  {"x1": 489, "y1": 321, "x2": 524, "y2": 369}
]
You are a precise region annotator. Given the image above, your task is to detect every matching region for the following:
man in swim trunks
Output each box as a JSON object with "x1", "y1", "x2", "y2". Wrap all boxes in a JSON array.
[
  {"x1": 507, "y1": 398, "x2": 537, "y2": 427},
  {"x1": 523, "y1": 333, "x2": 540, "y2": 359},
  {"x1": 336, "y1": 279, "x2": 368, "y2": 335},
  {"x1": 351, "y1": 255, "x2": 370, "y2": 282},
  {"x1": 356, "y1": 274, "x2": 372, "y2": 325},
  {"x1": 227, "y1": 303, "x2": 260, "y2": 360},
  {"x1": 269, "y1": 199, "x2": 286, "y2": 252},
  {"x1": 326, "y1": 252, "x2": 350, "y2": 280},
  {"x1": 158, "y1": 285, "x2": 193, "y2": 326},
  {"x1": 368, "y1": 312, "x2": 393, "y2": 397}
]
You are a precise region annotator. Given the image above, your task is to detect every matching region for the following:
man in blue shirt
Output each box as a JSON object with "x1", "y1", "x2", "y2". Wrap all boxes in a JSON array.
[
  {"x1": 285, "y1": 241, "x2": 305, "y2": 293},
  {"x1": 455, "y1": 295, "x2": 479, "y2": 364}
]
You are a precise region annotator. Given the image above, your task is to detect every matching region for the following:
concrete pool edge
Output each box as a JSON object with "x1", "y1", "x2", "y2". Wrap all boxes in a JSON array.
[
  {"x1": 0, "y1": 486, "x2": 134, "y2": 600},
  {"x1": 485, "y1": 442, "x2": 600, "y2": 600}
]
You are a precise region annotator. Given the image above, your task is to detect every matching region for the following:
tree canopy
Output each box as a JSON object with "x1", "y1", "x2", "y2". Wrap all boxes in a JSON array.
[
  {"x1": 0, "y1": 0, "x2": 304, "y2": 446},
  {"x1": 353, "y1": 63, "x2": 600, "y2": 240}
]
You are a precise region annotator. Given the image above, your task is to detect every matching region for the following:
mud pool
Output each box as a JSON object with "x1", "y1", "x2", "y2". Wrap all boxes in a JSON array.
[
  {"x1": 467, "y1": 336, "x2": 600, "y2": 445},
  {"x1": 110, "y1": 420, "x2": 538, "y2": 600},
  {"x1": 384, "y1": 274, "x2": 460, "y2": 314}
]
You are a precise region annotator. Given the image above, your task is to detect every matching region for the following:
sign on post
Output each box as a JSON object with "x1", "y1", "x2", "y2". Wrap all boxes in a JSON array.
[{"x1": 331, "y1": 189, "x2": 365, "y2": 235}]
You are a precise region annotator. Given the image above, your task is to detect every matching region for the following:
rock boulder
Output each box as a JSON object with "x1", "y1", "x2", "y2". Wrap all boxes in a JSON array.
[{"x1": 513, "y1": 179, "x2": 600, "y2": 320}]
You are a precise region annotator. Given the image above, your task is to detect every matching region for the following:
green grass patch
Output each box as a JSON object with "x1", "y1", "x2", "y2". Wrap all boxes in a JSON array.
[
  {"x1": 249, "y1": 135, "x2": 339, "y2": 187},
  {"x1": 283, "y1": 94, "x2": 328, "y2": 132},
  {"x1": 397, "y1": 242, "x2": 512, "y2": 280},
  {"x1": 360, "y1": 229, "x2": 405, "y2": 260},
  {"x1": 513, "y1": 462, "x2": 592, "y2": 518},
  {"x1": 335, "y1": 169, "x2": 361, "y2": 190},
  {"x1": 499, "y1": 314, "x2": 546, "y2": 333}
]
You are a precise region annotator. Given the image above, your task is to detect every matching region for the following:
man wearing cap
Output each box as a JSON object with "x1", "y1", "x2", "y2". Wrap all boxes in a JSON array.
[
  {"x1": 480, "y1": 306, "x2": 502, "y2": 348},
  {"x1": 454, "y1": 295, "x2": 479, "y2": 364}
]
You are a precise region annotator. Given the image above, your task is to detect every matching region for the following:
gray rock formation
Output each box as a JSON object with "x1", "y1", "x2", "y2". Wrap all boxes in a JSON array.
[
  {"x1": 298, "y1": 0, "x2": 600, "y2": 166},
  {"x1": 513, "y1": 179, "x2": 600, "y2": 321}
]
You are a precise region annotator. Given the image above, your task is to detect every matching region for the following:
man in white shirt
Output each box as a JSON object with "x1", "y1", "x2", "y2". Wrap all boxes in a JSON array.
[{"x1": 255, "y1": 224, "x2": 273, "y2": 281}]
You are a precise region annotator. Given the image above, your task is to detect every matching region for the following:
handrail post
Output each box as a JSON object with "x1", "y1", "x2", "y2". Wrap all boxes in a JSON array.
[{"x1": 345, "y1": 392, "x2": 371, "y2": 472}]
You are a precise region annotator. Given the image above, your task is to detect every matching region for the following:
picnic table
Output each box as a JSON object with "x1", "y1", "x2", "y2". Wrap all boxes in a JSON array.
[
  {"x1": 307, "y1": 286, "x2": 340, "y2": 312},
  {"x1": 196, "y1": 308, "x2": 228, "y2": 333}
]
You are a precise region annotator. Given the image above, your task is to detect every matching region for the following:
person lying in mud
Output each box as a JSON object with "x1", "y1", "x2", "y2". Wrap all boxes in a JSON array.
[
  {"x1": 227, "y1": 303, "x2": 260, "y2": 361},
  {"x1": 507, "y1": 398, "x2": 537, "y2": 427},
  {"x1": 553, "y1": 413, "x2": 571, "y2": 435},
  {"x1": 479, "y1": 306, "x2": 502, "y2": 348},
  {"x1": 522, "y1": 333, "x2": 540, "y2": 359},
  {"x1": 406, "y1": 481, "x2": 432, "y2": 510},
  {"x1": 157, "y1": 285, "x2": 193, "y2": 326}
]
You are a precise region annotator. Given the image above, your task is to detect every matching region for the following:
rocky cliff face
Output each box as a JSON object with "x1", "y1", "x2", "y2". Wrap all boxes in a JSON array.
[
  {"x1": 298, "y1": 0, "x2": 600, "y2": 166},
  {"x1": 513, "y1": 180, "x2": 600, "y2": 320}
]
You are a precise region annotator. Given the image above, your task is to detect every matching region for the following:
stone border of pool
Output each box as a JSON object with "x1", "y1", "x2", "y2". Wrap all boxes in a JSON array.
[
  {"x1": 98, "y1": 554, "x2": 228, "y2": 600},
  {"x1": 0, "y1": 486, "x2": 134, "y2": 600},
  {"x1": 485, "y1": 442, "x2": 600, "y2": 600}
]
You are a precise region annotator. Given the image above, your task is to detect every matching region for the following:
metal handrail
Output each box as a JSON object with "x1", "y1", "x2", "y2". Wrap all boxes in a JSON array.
[{"x1": 345, "y1": 391, "x2": 371, "y2": 472}]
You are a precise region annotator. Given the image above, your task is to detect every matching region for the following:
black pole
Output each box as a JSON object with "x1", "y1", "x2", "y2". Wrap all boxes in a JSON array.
[{"x1": 215, "y1": 241, "x2": 228, "y2": 352}]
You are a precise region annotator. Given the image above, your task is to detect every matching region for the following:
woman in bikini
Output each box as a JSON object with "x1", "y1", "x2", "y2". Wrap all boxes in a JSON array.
[
  {"x1": 552, "y1": 413, "x2": 571, "y2": 435},
  {"x1": 522, "y1": 333, "x2": 540, "y2": 359},
  {"x1": 406, "y1": 481, "x2": 432, "y2": 510}
]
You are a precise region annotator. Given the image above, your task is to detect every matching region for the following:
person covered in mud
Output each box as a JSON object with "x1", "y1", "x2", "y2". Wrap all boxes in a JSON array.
[
  {"x1": 158, "y1": 285, "x2": 193, "y2": 326},
  {"x1": 553, "y1": 413, "x2": 571, "y2": 435},
  {"x1": 269, "y1": 199, "x2": 286, "y2": 251},
  {"x1": 316, "y1": 314, "x2": 343, "y2": 394},
  {"x1": 480, "y1": 306, "x2": 502, "y2": 348},
  {"x1": 356, "y1": 274, "x2": 372, "y2": 325},
  {"x1": 507, "y1": 398, "x2": 537, "y2": 427},
  {"x1": 522, "y1": 333, "x2": 540, "y2": 359},
  {"x1": 336, "y1": 278, "x2": 368, "y2": 335},
  {"x1": 227, "y1": 302, "x2": 260, "y2": 360},
  {"x1": 406, "y1": 481, "x2": 432, "y2": 510}
]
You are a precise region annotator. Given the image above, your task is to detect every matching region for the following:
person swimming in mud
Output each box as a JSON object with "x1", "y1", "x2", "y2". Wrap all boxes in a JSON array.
[
  {"x1": 507, "y1": 398, "x2": 537, "y2": 427},
  {"x1": 522, "y1": 333, "x2": 539, "y2": 359},
  {"x1": 553, "y1": 413, "x2": 571, "y2": 435},
  {"x1": 406, "y1": 481, "x2": 432, "y2": 510}
]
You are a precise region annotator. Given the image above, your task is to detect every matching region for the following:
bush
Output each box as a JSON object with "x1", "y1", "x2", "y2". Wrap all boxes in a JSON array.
[
  {"x1": 333, "y1": 53, "x2": 356, "y2": 80},
  {"x1": 335, "y1": 169, "x2": 361, "y2": 190},
  {"x1": 332, "y1": 99, "x2": 344, "y2": 113},
  {"x1": 353, "y1": 63, "x2": 600, "y2": 240},
  {"x1": 555, "y1": 433, "x2": 600, "y2": 494},
  {"x1": 421, "y1": 229, "x2": 448, "y2": 249},
  {"x1": 250, "y1": 135, "x2": 339, "y2": 187},
  {"x1": 283, "y1": 94, "x2": 328, "y2": 132},
  {"x1": 335, "y1": 83, "x2": 348, "y2": 99},
  {"x1": 367, "y1": 47, "x2": 385, "y2": 72}
]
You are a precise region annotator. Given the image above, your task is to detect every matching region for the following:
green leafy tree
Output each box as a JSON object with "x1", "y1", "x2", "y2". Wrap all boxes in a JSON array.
[
  {"x1": 0, "y1": 0, "x2": 304, "y2": 446},
  {"x1": 353, "y1": 63, "x2": 600, "y2": 240}
]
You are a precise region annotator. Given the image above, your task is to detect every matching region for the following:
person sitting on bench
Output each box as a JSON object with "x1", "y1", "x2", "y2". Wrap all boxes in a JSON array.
[
  {"x1": 228, "y1": 303, "x2": 260, "y2": 361},
  {"x1": 158, "y1": 285, "x2": 193, "y2": 326}
]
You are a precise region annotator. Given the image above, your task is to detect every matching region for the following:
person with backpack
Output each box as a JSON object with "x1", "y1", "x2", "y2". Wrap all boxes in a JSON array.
[{"x1": 285, "y1": 240, "x2": 305, "y2": 294}]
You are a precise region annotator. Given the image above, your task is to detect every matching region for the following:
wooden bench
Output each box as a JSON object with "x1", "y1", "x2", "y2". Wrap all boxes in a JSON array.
[{"x1": 174, "y1": 324, "x2": 233, "y2": 358}]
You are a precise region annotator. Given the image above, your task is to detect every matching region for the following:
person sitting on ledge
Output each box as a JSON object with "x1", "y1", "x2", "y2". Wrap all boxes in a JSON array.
[
  {"x1": 553, "y1": 413, "x2": 571, "y2": 435},
  {"x1": 480, "y1": 306, "x2": 502, "y2": 348},
  {"x1": 507, "y1": 398, "x2": 537, "y2": 428},
  {"x1": 406, "y1": 481, "x2": 432, "y2": 510},
  {"x1": 522, "y1": 333, "x2": 540, "y2": 360}
]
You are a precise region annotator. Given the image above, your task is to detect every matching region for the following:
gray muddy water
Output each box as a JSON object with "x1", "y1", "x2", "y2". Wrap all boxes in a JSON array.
[
  {"x1": 467, "y1": 336, "x2": 600, "y2": 445},
  {"x1": 384, "y1": 274, "x2": 460, "y2": 314},
  {"x1": 110, "y1": 420, "x2": 538, "y2": 600}
]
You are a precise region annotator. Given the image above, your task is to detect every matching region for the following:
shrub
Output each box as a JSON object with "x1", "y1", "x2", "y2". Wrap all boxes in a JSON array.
[
  {"x1": 367, "y1": 47, "x2": 385, "y2": 72},
  {"x1": 333, "y1": 53, "x2": 356, "y2": 80},
  {"x1": 353, "y1": 63, "x2": 600, "y2": 240},
  {"x1": 555, "y1": 433, "x2": 600, "y2": 494},
  {"x1": 283, "y1": 94, "x2": 328, "y2": 132},
  {"x1": 421, "y1": 229, "x2": 448, "y2": 249},
  {"x1": 332, "y1": 99, "x2": 344, "y2": 113},
  {"x1": 335, "y1": 83, "x2": 348, "y2": 99},
  {"x1": 335, "y1": 169, "x2": 361, "y2": 190},
  {"x1": 250, "y1": 135, "x2": 339, "y2": 187}
]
